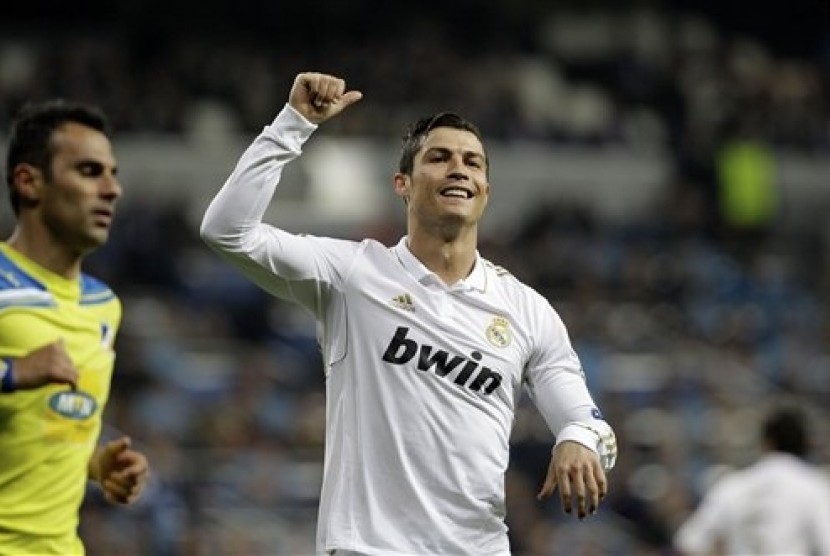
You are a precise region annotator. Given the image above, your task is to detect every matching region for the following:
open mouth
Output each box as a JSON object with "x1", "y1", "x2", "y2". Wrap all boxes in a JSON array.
[
  {"x1": 92, "y1": 208, "x2": 114, "y2": 225},
  {"x1": 440, "y1": 186, "x2": 473, "y2": 199}
]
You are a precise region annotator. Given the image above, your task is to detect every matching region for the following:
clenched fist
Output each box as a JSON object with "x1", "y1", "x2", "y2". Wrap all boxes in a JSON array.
[
  {"x1": 288, "y1": 72, "x2": 363, "y2": 124},
  {"x1": 89, "y1": 436, "x2": 149, "y2": 505}
]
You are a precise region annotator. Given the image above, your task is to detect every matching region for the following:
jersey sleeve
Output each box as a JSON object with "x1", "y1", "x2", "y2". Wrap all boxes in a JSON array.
[
  {"x1": 200, "y1": 104, "x2": 362, "y2": 316},
  {"x1": 523, "y1": 294, "x2": 617, "y2": 471}
]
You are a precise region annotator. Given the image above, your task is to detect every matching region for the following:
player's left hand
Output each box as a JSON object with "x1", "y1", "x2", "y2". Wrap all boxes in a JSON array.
[
  {"x1": 90, "y1": 436, "x2": 149, "y2": 505},
  {"x1": 536, "y1": 440, "x2": 608, "y2": 519}
]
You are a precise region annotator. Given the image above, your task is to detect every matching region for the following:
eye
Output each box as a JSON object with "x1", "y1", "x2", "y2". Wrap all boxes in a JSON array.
[
  {"x1": 77, "y1": 161, "x2": 105, "y2": 177},
  {"x1": 466, "y1": 156, "x2": 485, "y2": 169}
]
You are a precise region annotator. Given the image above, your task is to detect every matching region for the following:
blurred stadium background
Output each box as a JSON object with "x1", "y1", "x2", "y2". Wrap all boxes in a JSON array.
[{"x1": 2, "y1": 0, "x2": 830, "y2": 554}]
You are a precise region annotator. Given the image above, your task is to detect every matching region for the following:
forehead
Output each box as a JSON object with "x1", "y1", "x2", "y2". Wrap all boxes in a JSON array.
[
  {"x1": 420, "y1": 127, "x2": 485, "y2": 157},
  {"x1": 49, "y1": 122, "x2": 115, "y2": 165}
]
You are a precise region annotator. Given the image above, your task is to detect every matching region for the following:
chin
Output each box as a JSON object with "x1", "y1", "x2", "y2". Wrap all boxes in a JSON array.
[{"x1": 81, "y1": 231, "x2": 110, "y2": 251}]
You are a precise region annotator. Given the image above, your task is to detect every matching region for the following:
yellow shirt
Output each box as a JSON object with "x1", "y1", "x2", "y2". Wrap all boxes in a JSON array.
[{"x1": 0, "y1": 243, "x2": 120, "y2": 555}]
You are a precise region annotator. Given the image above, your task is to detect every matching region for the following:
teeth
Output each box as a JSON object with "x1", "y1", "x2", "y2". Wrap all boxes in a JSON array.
[{"x1": 441, "y1": 188, "x2": 471, "y2": 198}]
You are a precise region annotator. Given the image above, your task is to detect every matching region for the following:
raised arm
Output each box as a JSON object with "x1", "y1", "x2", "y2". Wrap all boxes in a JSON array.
[{"x1": 199, "y1": 73, "x2": 362, "y2": 307}]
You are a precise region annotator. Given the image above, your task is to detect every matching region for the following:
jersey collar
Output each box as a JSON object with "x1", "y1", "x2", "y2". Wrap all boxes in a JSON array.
[{"x1": 392, "y1": 236, "x2": 487, "y2": 292}]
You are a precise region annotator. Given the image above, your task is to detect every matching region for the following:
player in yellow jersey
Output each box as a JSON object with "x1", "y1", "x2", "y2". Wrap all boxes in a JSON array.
[{"x1": 0, "y1": 100, "x2": 149, "y2": 555}]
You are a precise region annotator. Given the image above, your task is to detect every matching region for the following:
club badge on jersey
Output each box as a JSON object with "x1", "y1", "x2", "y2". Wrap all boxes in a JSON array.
[{"x1": 485, "y1": 316, "x2": 512, "y2": 348}]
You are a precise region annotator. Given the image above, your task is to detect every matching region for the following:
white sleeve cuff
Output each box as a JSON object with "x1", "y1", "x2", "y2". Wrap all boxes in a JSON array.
[
  {"x1": 555, "y1": 421, "x2": 618, "y2": 471},
  {"x1": 264, "y1": 103, "x2": 319, "y2": 148}
]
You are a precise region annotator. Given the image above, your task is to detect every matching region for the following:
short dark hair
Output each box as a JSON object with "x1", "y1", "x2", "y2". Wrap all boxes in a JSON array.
[
  {"x1": 398, "y1": 112, "x2": 487, "y2": 176},
  {"x1": 763, "y1": 406, "x2": 808, "y2": 458},
  {"x1": 5, "y1": 99, "x2": 109, "y2": 215}
]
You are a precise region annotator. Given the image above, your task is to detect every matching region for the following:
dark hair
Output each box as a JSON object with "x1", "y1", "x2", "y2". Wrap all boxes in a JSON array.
[
  {"x1": 5, "y1": 99, "x2": 109, "y2": 215},
  {"x1": 763, "y1": 406, "x2": 808, "y2": 458},
  {"x1": 398, "y1": 112, "x2": 487, "y2": 176}
]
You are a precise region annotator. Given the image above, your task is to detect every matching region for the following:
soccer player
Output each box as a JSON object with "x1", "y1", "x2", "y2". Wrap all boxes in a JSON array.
[
  {"x1": 674, "y1": 405, "x2": 830, "y2": 555},
  {"x1": 201, "y1": 72, "x2": 617, "y2": 555},
  {"x1": 0, "y1": 100, "x2": 149, "y2": 555}
]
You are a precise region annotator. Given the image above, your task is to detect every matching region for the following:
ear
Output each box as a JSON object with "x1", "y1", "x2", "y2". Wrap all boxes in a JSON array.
[
  {"x1": 11, "y1": 163, "x2": 44, "y2": 205},
  {"x1": 393, "y1": 172, "x2": 409, "y2": 203}
]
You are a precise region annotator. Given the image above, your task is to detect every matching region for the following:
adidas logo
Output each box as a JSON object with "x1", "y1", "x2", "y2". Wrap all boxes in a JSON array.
[{"x1": 391, "y1": 293, "x2": 415, "y2": 312}]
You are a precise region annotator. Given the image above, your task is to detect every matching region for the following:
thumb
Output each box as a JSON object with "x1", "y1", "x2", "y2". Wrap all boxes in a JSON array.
[
  {"x1": 339, "y1": 90, "x2": 363, "y2": 109},
  {"x1": 106, "y1": 436, "x2": 131, "y2": 456},
  {"x1": 537, "y1": 471, "x2": 558, "y2": 501}
]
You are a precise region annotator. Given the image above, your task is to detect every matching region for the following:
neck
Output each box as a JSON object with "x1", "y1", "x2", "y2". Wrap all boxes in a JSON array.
[
  {"x1": 406, "y1": 223, "x2": 478, "y2": 285},
  {"x1": 7, "y1": 227, "x2": 83, "y2": 279}
]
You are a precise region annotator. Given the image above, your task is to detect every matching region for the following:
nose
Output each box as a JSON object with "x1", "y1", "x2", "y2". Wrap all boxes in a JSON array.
[
  {"x1": 101, "y1": 174, "x2": 123, "y2": 200},
  {"x1": 446, "y1": 153, "x2": 468, "y2": 180}
]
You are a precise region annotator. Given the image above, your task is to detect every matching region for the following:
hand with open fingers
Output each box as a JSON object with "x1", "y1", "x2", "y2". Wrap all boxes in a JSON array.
[
  {"x1": 288, "y1": 72, "x2": 363, "y2": 125},
  {"x1": 90, "y1": 436, "x2": 149, "y2": 505},
  {"x1": 537, "y1": 440, "x2": 608, "y2": 519},
  {"x1": 9, "y1": 339, "x2": 78, "y2": 390}
]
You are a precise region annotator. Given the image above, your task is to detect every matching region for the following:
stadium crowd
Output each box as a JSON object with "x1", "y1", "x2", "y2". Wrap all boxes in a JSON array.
[
  {"x1": 1, "y1": 3, "x2": 829, "y2": 151},
  {"x1": 2, "y1": 2, "x2": 829, "y2": 554}
]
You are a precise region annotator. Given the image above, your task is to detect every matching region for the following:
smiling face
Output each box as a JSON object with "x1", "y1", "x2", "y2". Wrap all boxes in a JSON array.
[
  {"x1": 395, "y1": 126, "x2": 490, "y2": 236},
  {"x1": 17, "y1": 122, "x2": 122, "y2": 256}
]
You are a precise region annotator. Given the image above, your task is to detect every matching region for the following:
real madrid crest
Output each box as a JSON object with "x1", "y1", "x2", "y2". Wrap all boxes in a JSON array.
[{"x1": 486, "y1": 316, "x2": 512, "y2": 348}]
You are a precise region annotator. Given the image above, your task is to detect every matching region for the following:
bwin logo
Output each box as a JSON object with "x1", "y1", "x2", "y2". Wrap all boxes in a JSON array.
[{"x1": 382, "y1": 327, "x2": 503, "y2": 395}]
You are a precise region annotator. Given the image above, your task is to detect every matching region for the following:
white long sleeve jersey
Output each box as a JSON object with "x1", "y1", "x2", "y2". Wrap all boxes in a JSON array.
[{"x1": 201, "y1": 105, "x2": 617, "y2": 556}]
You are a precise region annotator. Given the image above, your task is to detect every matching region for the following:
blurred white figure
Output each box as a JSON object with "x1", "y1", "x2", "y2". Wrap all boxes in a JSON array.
[{"x1": 675, "y1": 405, "x2": 830, "y2": 555}]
